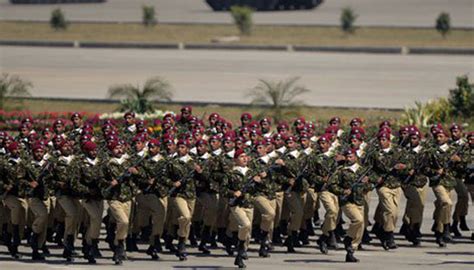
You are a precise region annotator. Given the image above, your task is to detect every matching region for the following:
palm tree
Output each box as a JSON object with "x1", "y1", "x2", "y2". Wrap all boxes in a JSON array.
[
  {"x1": 0, "y1": 73, "x2": 32, "y2": 110},
  {"x1": 247, "y1": 77, "x2": 311, "y2": 122},
  {"x1": 108, "y1": 76, "x2": 173, "y2": 113}
]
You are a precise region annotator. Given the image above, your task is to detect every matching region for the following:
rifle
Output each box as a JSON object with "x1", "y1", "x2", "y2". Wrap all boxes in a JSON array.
[
  {"x1": 430, "y1": 143, "x2": 466, "y2": 184},
  {"x1": 339, "y1": 164, "x2": 373, "y2": 205},
  {"x1": 228, "y1": 174, "x2": 257, "y2": 207},
  {"x1": 27, "y1": 161, "x2": 52, "y2": 199},
  {"x1": 104, "y1": 155, "x2": 146, "y2": 194},
  {"x1": 167, "y1": 163, "x2": 196, "y2": 196},
  {"x1": 402, "y1": 147, "x2": 429, "y2": 185}
]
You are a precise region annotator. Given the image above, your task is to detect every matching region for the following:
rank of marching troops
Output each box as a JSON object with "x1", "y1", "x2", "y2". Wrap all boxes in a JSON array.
[{"x1": 0, "y1": 108, "x2": 473, "y2": 268}]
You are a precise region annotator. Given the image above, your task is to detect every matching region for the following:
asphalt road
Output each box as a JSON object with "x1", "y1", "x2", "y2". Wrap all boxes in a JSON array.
[
  {"x1": 0, "y1": 0, "x2": 473, "y2": 27},
  {"x1": 0, "y1": 188, "x2": 472, "y2": 270},
  {"x1": 1, "y1": 46, "x2": 473, "y2": 109}
]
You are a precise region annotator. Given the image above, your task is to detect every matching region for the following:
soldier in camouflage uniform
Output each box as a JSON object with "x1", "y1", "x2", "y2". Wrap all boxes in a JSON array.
[
  {"x1": 102, "y1": 140, "x2": 136, "y2": 265},
  {"x1": 397, "y1": 129, "x2": 430, "y2": 246},
  {"x1": 329, "y1": 148, "x2": 376, "y2": 262},
  {"x1": 163, "y1": 139, "x2": 196, "y2": 261},
  {"x1": 425, "y1": 128, "x2": 461, "y2": 247},
  {"x1": 459, "y1": 132, "x2": 473, "y2": 240},
  {"x1": 78, "y1": 141, "x2": 105, "y2": 263},
  {"x1": 2, "y1": 142, "x2": 28, "y2": 259},
  {"x1": 371, "y1": 131, "x2": 410, "y2": 250},
  {"x1": 299, "y1": 132, "x2": 316, "y2": 243},
  {"x1": 224, "y1": 149, "x2": 256, "y2": 268},
  {"x1": 23, "y1": 143, "x2": 53, "y2": 260},
  {"x1": 50, "y1": 139, "x2": 86, "y2": 262},
  {"x1": 249, "y1": 140, "x2": 276, "y2": 258},
  {"x1": 448, "y1": 124, "x2": 470, "y2": 235}
]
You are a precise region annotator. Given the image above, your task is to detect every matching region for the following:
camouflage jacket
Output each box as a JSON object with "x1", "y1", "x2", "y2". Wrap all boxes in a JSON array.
[
  {"x1": 272, "y1": 149, "x2": 308, "y2": 193},
  {"x1": 208, "y1": 149, "x2": 233, "y2": 195},
  {"x1": 79, "y1": 157, "x2": 106, "y2": 200},
  {"x1": 371, "y1": 146, "x2": 411, "y2": 189},
  {"x1": 249, "y1": 155, "x2": 276, "y2": 200},
  {"x1": 1, "y1": 156, "x2": 28, "y2": 198},
  {"x1": 222, "y1": 166, "x2": 256, "y2": 208},
  {"x1": 305, "y1": 151, "x2": 337, "y2": 192},
  {"x1": 328, "y1": 163, "x2": 376, "y2": 206},
  {"x1": 403, "y1": 145, "x2": 429, "y2": 188},
  {"x1": 460, "y1": 145, "x2": 473, "y2": 184},
  {"x1": 424, "y1": 143, "x2": 459, "y2": 189},
  {"x1": 140, "y1": 153, "x2": 173, "y2": 198},
  {"x1": 102, "y1": 155, "x2": 137, "y2": 202},
  {"x1": 163, "y1": 154, "x2": 196, "y2": 199},
  {"x1": 50, "y1": 155, "x2": 87, "y2": 197},
  {"x1": 194, "y1": 152, "x2": 218, "y2": 194},
  {"x1": 22, "y1": 159, "x2": 53, "y2": 200}
]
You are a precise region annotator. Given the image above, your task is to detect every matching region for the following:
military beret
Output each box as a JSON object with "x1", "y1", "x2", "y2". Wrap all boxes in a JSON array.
[
  {"x1": 350, "y1": 118, "x2": 362, "y2": 125},
  {"x1": 70, "y1": 112, "x2": 82, "y2": 120},
  {"x1": 299, "y1": 132, "x2": 310, "y2": 140},
  {"x1": 107, "y1": 140, "x2": 119, "y2": 151},
  {"x1": 254, "y1": 140, "x2": 265, "y2": 147},
  {"x1": 124, "y1": 112, "x2": 135, "y2": 118},
  {"x1": 82, "y1": 141, "x2": 97, "y2": 153},
  {"x1": 181, "y1": 106, "x2": 192, "y2": 113},
  {"x1": 264, "y1": 137, "x2": 274, "y2": 145},
  {"x1": 260, "y1": 117, "x2": 272, "y2": 125},
  {"x1": 7, "y1": 141, "x2": 19, "y2": 152},
  {"x1": 250, "y1": 129, "x2": 262, "y2": 136},
  {"x1": 432, "y1": 127, "x2": 447, "y2": 136},
  {"x1": 277, "y1": 122, "x2": 289, "y2": 131},
  {"x1": 379, "y1": 120, "x2": 391, "y2": 128},
  {"x1": 209, "y1": 135, "x2": 222, "y2": 142},
  {"x1": 344, "y1": 148, "x2": 357, "y2": 156},
  {"x1": 148, "y1": 138, "x2": 161, "y2": 148},
  {"x1": 53, "y1": 119, "x2": 64, "y2": 126},
  {"x1": 325, "y1": 126, "x2": 338, "y2": 135},
  {"x1": 32, "y1": 142, "x2": 45, "y2": 152},
  {"x1": 80, "y1": 134, "x2": 93, "y2": 142},
  {"x1": 379, "y1": 126, "x2": 392, "y2": 134},
  {"x1": 466, "y1": 132, "x2": 474, "y2": 139},
  {"x1": 350, "y1": 133, "x2": 363, "y2": 141},
  {"x1": 285, "y1": 135, "x2": 297, "y2": 143},
  {"x1": 450, "y1": 123, "x2": 462, "y2": 131},
  {"x1": 177, "y1": 139, "x2": 191, "y2": 148},
  {"x1": 293, "y1": 117, "x2": 305, "y2": 125},
  {"x1": 410, "y1": 130, "x2": 422, "y2": 138},
  {"x1": 195, "y1": 139, "x2": 208, "y2": 146},
  {"x1": 234, "y1": 148, "x2": 246, "y2": 159},
  {"x1": 399, "y1": 126, "x2": 409, "y2": 134},
  {"x1": 329, "y1": 117, "x2": 341, "y2": 124},
  {"x1": 318, "y1": 133, "x2": 331, "y2": 143},
  {"x1": 240, "y1": 112, "x2": 252, "y2": 120},
  {"x1": 209, "y1": 112, "x2": 220, "y2": 120},
  {"x1": 350, "y1": 126, "x2": 366, "y2": 136},
  {"x1": 272, "y1": 133, "x2": 286, "y2": 141},
  {"x1": 0, "y1": 131, "x2": 6, "y2": 139},
  {"x1": 377, "y1": 131, "x2": 391, "y2": 140}
]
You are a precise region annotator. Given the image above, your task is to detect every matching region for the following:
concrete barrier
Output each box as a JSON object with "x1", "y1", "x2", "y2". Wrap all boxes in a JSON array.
[
  {"x1": 79, "y1": 41, "x2": 179, "y2": 49},
  {"x1": 409, "y1": 47, "x2": 474, "y2": 55},
  {"x1": 294, "y1": 45, "x2": 402, "y2": 54},
  {"x1": 0, "y1": 39, "x2": 74, "y2": 47},
  {"x1": 185, "y1": 43, "x2": 288, "y2": 51}
]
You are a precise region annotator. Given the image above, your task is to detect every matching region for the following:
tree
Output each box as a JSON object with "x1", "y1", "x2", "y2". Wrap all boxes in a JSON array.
[
  {"x1": 50, "y1": 8, "x2": 67, "y2": 30},
  {"x1": 340, "y1": 7, "x2": 357, "y2": 34},
  {"x1": 108, "y1": 76, "x2": 173, "y2": 114},
  {"x1": 142, "y1": 5, "x2": 157, "y2": 27},
  {"x1": 0, "y1": 73, "x2": 32, "y2": 110},
  {"x1": 247, "y1": 77, "x2": 311, "y2": 122},
  {"x1": 436, "y1": 12, "x2": 451, "y2": 38},
  {"x1": 230, "y1": 5, "x2": 253, "y2": 36},
  {"x1": 449, "y1": 75, "x2": 474, "y2": 118}
]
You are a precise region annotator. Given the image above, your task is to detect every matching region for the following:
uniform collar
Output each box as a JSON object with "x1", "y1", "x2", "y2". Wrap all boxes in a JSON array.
[
  {"x1": 86, "y1": 157, "x2": 98, "y2": 166},
  {"x1": 439, "y1": 143, "x2": 449, "y2": 152},
  {"x1": 259, "y1": 155, "x2": 270, "y2": 164},
  {"x1": 199, "y1": 152, "x2": 211, "y2": 160},
  {"x1": 303, "y1": 147, "x2": 313, "y2": 155},
  {"x1": 212, "y1": 148, "x2": 223, "y2": 156},
  {"x1": 32, "y1": 159, "x2": 46, "y2": 167},
  {"x1": 59, "y1": 155, "x2": 74, "y2": 165},
  {"x1": 346, "y1": 163, "x2": 361, "y2": 173},
  {"x1": 151, "y1": 153, "x2": 163, "y2": 162},
  {"x1": 179, "y1": 154, "x2": 192, "y2": 163},
  {"x1": 289, "y1": 149, "x2": 300, "y2": 159},
  {"x1": 233, "y1": 166, "x2": 249, "y2": 176},
  {"x1": 277, "y1": 146, "x2": 286, "y2": 154},
  {"x1": 127, "y1": 124, "x2": 137, "y2": 133},
  {"x1": 268, "y1": 151, "x2": 279, "y2": 159},
  {"x1": 412, "y1": 145, "x2": 422, "y2": 153},
  {"x1": 226, "y1": 149, "x2": 235, "y2": 159},
  {"x1": 111, "y1": 155, "x2": 127, "y2": 165}
]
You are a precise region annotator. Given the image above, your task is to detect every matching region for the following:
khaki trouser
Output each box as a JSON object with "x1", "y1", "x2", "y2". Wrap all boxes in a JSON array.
[
  {"x1": 199, "y1": 192, "x2": 219, "y2": 228},
  {"x1": 303, "y1": 188, "x2": 318, "y2": 226},
  {"x1": 57, "y1": 195, "x2": 81, "y2": 238},
  {"x1": 140, "y1": 194, "x2": 168, "y2": 242},
  {"x1": 286, "y1": 191, "x2": 306, "y2": 232},
  {"x1": 170, "y1": 197, "x2": 195, "y2": 240},
  {"x1": 4, "y1": 195, "x2": 27, "y2": 228},
  {"x1": 363, "y1": 191, "x2": 371, "y2": 227},
  {"x1": 402, "y1": 185, "x2": 427, "y2": 227},
  {"x1": 319, "y1": 190, "x2": 339, "y2": 235},
  {"x1": 432, "y1": 185, "x2": 454, "y2": 233},
  {"x1": 376, "y1": 187, "x2": 402, "y2": 232},
  {"x1": 82, "y1": 199, "x2": 104, "y2": 244},
  {"x1": 342, "y1": 203, "x2": 364, "y2": 250},
  {"x1": 453, "y1": 178, "x2": 469, "y2": 222},
  {"x1": 108, "y1": 200, "x2": 132, "y2": 245},
  {"x1": 28, "y1": 197, "x2": 51, "y2": 248},
  {"x1": 230, "y1": 206, "x2": 254, "y2": 244},
  {"x1": 274, "y1": 191, "x2": 284, "y2": 228},
  {"x1": 253, "y1": 195, "x2": 276, "y2": 233}
]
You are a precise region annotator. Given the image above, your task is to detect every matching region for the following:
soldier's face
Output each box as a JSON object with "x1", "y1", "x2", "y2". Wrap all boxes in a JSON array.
[
  {"x1": 60, "y1": 144, "x2": 72, "y2": 156},
  {"x1": 236, "y1": 154, "x2": 248, "y2": 166},
  {"x1": 346, "y1": 153, "x2": 357, "y2": 165},
  {"x1": 87, "y1": 149, "x2": 97, "y2": 159},
  {"x1": 177, "y1": 145, "x2": 188, "y2": 156},
  {"x1": 125, "y1": 115, "x2": 135, "y2": 125},
  {"x1": 166, "y1": 143, "x2": 176, "y2": 154},
  {"x1": 241, "y1": 118, "x2": 250, "y2": 126},
  {"x1": 256, "y1": 145, "x2": 266, "y2": 156},
  {"x1": 451, "y1": 129, "x2": 462, "y2": 140},
  {"x1": 33, "y1": 148, "x2": 45, "y2": 161},
  {"x1": 210, "y1": 139, "x2": 221, "y2": 151},
  {"x1": 265, "y1": 143, "x2": 274, "y2": 153},
  {"x1": 112, "y1": 147, "x2": 123, "y2": 157},
  {"x1": 286, "y1": 140, "x2": 296, "y2": 150},
  {"x1": 223, "y1": 140, "x2": 235, "y2": 151},
  {"x1": 54, "y1": 124, "x2": 64, "y2": 133},
  {"x1": 318, "y1": 140, "x2": 330, "y2": 152},
  {"x1": 410, "y1": 135, "x2": 420, "y2": 147},
  {"x1": 436, "y1": 133, "x2": 448, "y2": 145},
  {"x1": 301, "y1": 138, "x2": 310, "y2": 149},
  {"x1": 20, "y1": 127, "x2": 29, "y2": 136},
  {"x1": 351, "y1": 138, "x2": 362, "y2": 148},
  {"x1": 134, "y1": 141, "x2": 145, "y2": 152},
  {"x1": 72, "y1": 117, "x2": 82, "y2": 128},
  {"x1": 378, "y1": 137, "x2": 390, "y2": 149},
  {"x1": 149, "y1": 145, "x2": 160, "y2": 155},
  {"x1": 197, "y1": 144, "x2": 208, "y2": 155},
  {"x1": 260, "y1": 122, "x2": 270, "y2": 132}
]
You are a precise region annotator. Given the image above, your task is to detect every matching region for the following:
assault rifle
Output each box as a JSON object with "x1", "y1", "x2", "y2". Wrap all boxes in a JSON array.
[{"x1": 104, "y1": 155, "x2": 146, "y2": 194}]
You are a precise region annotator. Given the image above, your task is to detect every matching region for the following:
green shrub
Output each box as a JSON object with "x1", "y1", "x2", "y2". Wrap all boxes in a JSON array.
[
  {"x1": 340, "y1": 7, "x2": 357, "y2": 34},
  {"x1": 50, "y1": 8, "x2": 67, "y2": 30},
  {"x1": 449, "y1": 75, "x2": 474, "y2": 118},
  {"x1": 142, "y1": 5, "x2": 157, "y2": 27},
  {"x1": 230, "y1": 6, "x2": 253, "y2": 36},
  {"x1": 435, "y1": 12, "x2": 451, "y2": 38}
]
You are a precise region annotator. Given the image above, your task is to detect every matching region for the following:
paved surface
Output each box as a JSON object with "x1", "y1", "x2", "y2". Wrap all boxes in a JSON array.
[
  {"x1": 1, "y1": 45, "x2": 473, "y2": 109},
  {"x1": 0, "y1": 0, "x2": 473, "y2": 27},
  {"x1": 0, "y1": 189, "x2": 472, "y2": 270}
]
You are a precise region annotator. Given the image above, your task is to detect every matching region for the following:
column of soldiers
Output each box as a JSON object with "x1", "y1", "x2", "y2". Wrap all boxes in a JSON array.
[{"x1": 0, "y1": 108, "x2": 473, "y2": 268}]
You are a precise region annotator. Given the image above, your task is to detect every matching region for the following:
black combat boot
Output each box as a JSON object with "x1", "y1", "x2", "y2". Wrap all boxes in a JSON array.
[
  {"x1": 344, "y1": 236, "x2": 359, "y2": 262},
  {"x1": 272, "y1": 227, "x2": 282, "y2": 245},
  {"x1": 176, "y1": 237, "x2": 187, "y2": 261},
  {"x1": 163, "y1": 232, "x2": 177, "y2": 252},
  {"x1": 443, "y1": 223, "x2": 453, "y2": 243},
  {"x1": 298, "y1": 228, "x2": 309, "y2": 246},
  {"x1": 306, "y1": 219, "x2": 315, "y2": 236},
  {"x1": 62, "y1": 234, "x2": 75, "y2": 262},
  {"x1": 258, "y1": 230, "x2": 270, "y2": 258},
  {"x1": 435, "y1": 231, "x2": 446, "y2": 248},
  {"x1": 198, "y1": 226, "x2": 211, "y2": 254},
  {"x1": 451, "y1": 221, "x2": 462, "y2": 237},
  {"x1": 31, "y1": 233, "x2": 45, "y2": 261},
  {"x1": 285, "y1": 231, "x2": 298, "y2": 253},
  {"x1": 91, "y1": 239, "x2": 102, "y2": 258},
  {"x1": 362, "y1": 228, "x2": 372, "y2": 244},
  {"x1": 399, "y1": 222, "x2": 410, "y2": 238},
  {"x1": 189, "y1": 224, "x2": 198, "y2": 247},
  {"x1": 126, "y1": 233, "x2": 139, "y2": 252},
  {"x1": 83, "y1": 241, "x2": 97, "y2": 264},
  {"x1": 113, "y1": 240, "x2": 125, "y2": 265},
  {"x1": 317, "y1": 233, "x2": 329, "y2": 254},
  {"x1": 460, "y1": 215, "x2": 470, "y2": 231},
  {"x1": 328, "y1": 230, "x2": 339, "y2": 249},
  {"x1": 146, "y1": 235, "x2": 160, "y2": 260},
  {"x1": 55, "y1": 222, "x2": 65, "y2": 247},
  {"x1": 11, "y1": 224, "x2": 22, "y2": 259},
  {"x1": 224, "y1": 233, "x2": 234, "y2": 256},
  {"x1": 234, "y1": 240, "x2": 246, "y2": 268},
  {"x1": 386, "y1": 232, "x2": 398, "y2": 249}
]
